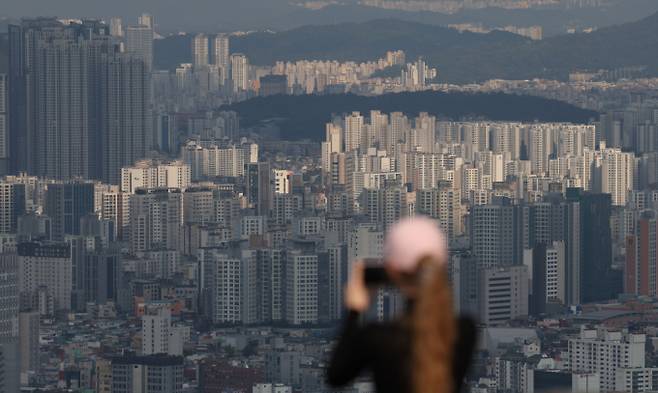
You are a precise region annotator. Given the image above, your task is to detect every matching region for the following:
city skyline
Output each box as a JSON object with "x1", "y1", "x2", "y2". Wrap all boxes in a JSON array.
[{"x1": 1, "y1": 5, "x2": 658, "y2": 393}]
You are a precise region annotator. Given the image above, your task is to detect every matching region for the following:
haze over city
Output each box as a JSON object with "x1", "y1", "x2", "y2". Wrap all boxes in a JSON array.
[{"x1": 0, "y1": 1, "x2": 657, "y2": 393}]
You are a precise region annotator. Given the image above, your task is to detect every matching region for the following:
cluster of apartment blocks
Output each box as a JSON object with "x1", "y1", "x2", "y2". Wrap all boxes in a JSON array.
[
  {"x1": 0, "y1": 110, "x2": 658, "y2": 391},
  {"x1": 486, "y1": 325, "x2": 658, "y2": 393},
  {"x1": 0, "y1": 177, "x2": 614, "y2": 330},
  {"x1": 321, "y1": 112, "x2": 641, "y2": 208},
  {"x1": 0, "y1": 112, "x2": 653, "y2": 319}
]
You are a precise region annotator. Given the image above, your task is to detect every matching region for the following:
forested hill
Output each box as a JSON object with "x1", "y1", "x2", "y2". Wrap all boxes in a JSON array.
[{"x1": 220, "y1": 91, "x2": 598, "y2": 141}]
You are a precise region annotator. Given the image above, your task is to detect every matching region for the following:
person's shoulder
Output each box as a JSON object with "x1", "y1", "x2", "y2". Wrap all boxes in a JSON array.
[
  {"x1": 456, "y1": 315, "x2": 477, "y2": 329},
  {"x1": 365, "y1": 319, "x2": 411, "y2": 338},
  {"x1": 455, "y1": 315, "x2": 478, "y2": 345}
]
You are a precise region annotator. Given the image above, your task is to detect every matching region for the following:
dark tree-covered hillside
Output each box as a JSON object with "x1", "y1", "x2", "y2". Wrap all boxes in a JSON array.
[{"x1": 221, "y1": 91, "x2": 598, "y2": 141}]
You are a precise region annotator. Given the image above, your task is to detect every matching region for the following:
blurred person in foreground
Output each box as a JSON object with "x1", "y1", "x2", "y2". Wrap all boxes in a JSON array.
[{"x1": 327, "y1": 217, "x2": 477, "y2": 393}]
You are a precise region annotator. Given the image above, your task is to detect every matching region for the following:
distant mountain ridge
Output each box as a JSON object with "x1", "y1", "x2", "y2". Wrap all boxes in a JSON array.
[
  {"x1": 154, "y1": 11, "x2": 658, "y2": 83},
  {"x1": 2, "y1": 0, "x2": 657, "y2": 33},
  {"x1": 278, "y1": 0, "x2": 658, "y2": 37},
  {"x1": 221, "y1": 91, "x2": 597, "y2": 141}
]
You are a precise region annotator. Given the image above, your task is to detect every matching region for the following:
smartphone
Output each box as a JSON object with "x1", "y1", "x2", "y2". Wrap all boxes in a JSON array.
[{"x1": 364, "y1": 266, "x2": 390, "y2": 286}]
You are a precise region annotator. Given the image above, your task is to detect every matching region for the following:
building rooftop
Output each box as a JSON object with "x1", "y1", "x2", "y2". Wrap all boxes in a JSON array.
[
  {"x1": 572, "y1": 310, "x2": 640, "y2": 322},
  {"x1": 480, "y1": 328, "x2": 538, "y2": 353},
  {"x1": 111, "y1": 354, "x2": 184, "y2": 366}
]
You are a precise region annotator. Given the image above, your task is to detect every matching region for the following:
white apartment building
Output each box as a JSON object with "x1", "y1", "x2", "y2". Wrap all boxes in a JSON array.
[
  {"x1": 568, "y1": 328, "x2": 645, "y2": 392},
  {"x1": 17, "y1": 243, "x2": 72, "y2": 313},
  {"x1": 213, "y1": 35, "x2": 230, "y2": 71},
  {"x1": 199, "y1": 250, "x2": 242, "y2": 324},
  {"x1": 141, "y1": 307, "x2": 183, "y2": 356},
  {"x1": 598, "y1": 146, "x2": 635, "y2": 207},
  {"x1": 321, "y1": 123, "x2": 343, "y2": 175},
  {"x1": 231, "y1": 54, "x2": 249, "y2": 92},
  {"x1": 573, "y1": 373, "x2": 600, "y2": 393},
  {"x1": 129, "y1": 189, "x2": 183, "y2": 253},
  {"x1": 100, "y1": 185, "x2": 130, "y2": 239},
  {"x1": 121, "y1": 160, "x2": 191, "y2": 194},
  {"x1": 615, "y1": 367, "x2": 658, "y2": 393},
  {"x1": 544, "y1": 242, "x2": 565, "y2": 303},
  {"x1": 273, "y1": 169, "x2": 292, "y2": 194},
  {"x1": 345, "y1": 112, "x2": 364, "y2": 152},
  {"x1": 284, "y1": 251, "x2": 318, "y2": 325},
  {"x1": 348, "y1": 224, "x2": 384, "y2": 267},
  {"x1": 181, "y1": 141, "x2": 258, "y2": 180},
  {"x1": 192, "y1": 33, "x2": 209, "y2": 67}
]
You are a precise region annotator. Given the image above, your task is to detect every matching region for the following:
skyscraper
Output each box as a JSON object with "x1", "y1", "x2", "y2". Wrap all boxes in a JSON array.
[
  {"x1": 566, "y1": 189, "x2": 615, "y2": 303},
  {"x1": 126, "y1": 24, "x2": 154, "y2": 71},
  {"x1": 109, "y1": 17, "x2": 123, "y2": 37},
  {"x1": 193, "y1": 33, "x2": 209, "y2": 67},
  {"x1": 9, "y1": 19, "x2": 111, "y2": 179},
  {"x1": 82, "y1": 247, "x2": 122, "y2": 306},
  {"x1": 344, "y1": 112, "x2": 364, "y2": 152},
  {"x1": 245, "y1": 162, "x2": 272, "y2": 216},
  {"x1": 625, "y1": 210, "x2": 658, "y2": 296},
  {"x1": 213, "y1": 34, "x2": 230, "y2": 82},
  {"x1": 101, "y1": 53, "x2": 152, "y2": 184},
  {"x1": 198, "y1": 249, "x2": 249, "y2": 324},
  {"x1": 594, "y1": 145, "x2": 635, "y2": 206},
  {"x1": 8, "y1": 19, "x2": 151, "y2": 182},
  {"x1": 470, "y1": 197, "x2": 523, "y2": 270},
  {"x1": 535, "y1": 196, "x2": 582, "y2": 306},
  {"x1": 528, "y1": 241, "x2": 565, "y2": 315},
  {"x1": 137, "y1": 13, "x2": 154, "y2": 30},
  {"x1": 230, "y1": 53, "x2": 249, "y2": 92},
  {"x1": 0, "y1": 74, "x2": 8, "y2": 174},
  {"x1": 284, "y1": 250, "x2": 319, "y2": 325}
]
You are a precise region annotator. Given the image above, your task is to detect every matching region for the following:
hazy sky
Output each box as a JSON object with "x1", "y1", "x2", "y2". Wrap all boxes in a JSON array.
[
  {"x1": 0, "y1": 0, "x2": 300, "y2": 31},
  {"x1": 2, "y1": 0, "x2": 658, "y2": 34}
]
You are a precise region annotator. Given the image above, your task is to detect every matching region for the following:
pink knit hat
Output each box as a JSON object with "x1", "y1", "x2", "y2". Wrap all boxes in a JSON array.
[{"x1": 383, "y1": 217, "x2": 448, "y2": 272}]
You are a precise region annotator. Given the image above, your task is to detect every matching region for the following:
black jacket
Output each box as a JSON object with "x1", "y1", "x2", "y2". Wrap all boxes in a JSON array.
[{"x1": 327, "y1": 311, "x2": 477, "y2": 393}]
